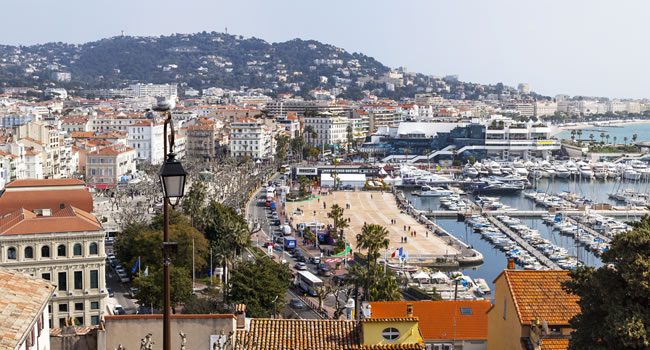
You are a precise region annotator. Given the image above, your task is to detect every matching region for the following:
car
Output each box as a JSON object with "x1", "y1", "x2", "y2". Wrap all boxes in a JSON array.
[
  {"x1": 318, "y1": 263, "x2": 327, "y2": 271},
  {"x1": 318, "y1": 268, "x2": 332, "y2": 277},
  {"x1": 263, "y1": 241, "x2": 275, "y2": 248},
  {"x1": 129, "y1": 287, "x2": 139, "y2": 298},
  {"x1": 274, "y1": 237, "x2": 284, "y2": 244},
  {"x1": 333, "y1": 274, "x2": 347, "y2": 286},
  {"x1": 295, "y1": 255, "x2": 307, "y2": 263},
  {"x1": 283, "y1": 219, "x2": 290, "y2": 226},
  {"x1": 290, "y1": 298, "x2": 304, "y2": 309},
  {"x1": 309, "y1": 257, "x2": 321, "y2": 264},
  {"x1": 294, "y1": 262, "x2": 308, "y2": 270},
  {"x1": 110, "y1": 260, "x2": 118, "y2": 267},
  {"x1": 114, "y1": 304, "x2": 126, "y2": 315},
  {"x1": 107, "y1": 288, "x2": 114, "y2": 297}
]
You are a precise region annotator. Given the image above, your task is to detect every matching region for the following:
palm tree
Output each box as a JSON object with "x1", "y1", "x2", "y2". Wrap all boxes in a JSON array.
[
  {"x1": 577, "y1": 129, "x2": 583, "y2": 142},
  {"x1": 633, "y1": 133, "x2": 638, "y2": 143},
  {"x1": 327, "y1": 204, "x2": 348, "y2": 240},
  {"x1": 624, "y1": 136, "x2": 628, "y2": 146},
  {"x1": 600, "y1": 133, "x2": 606, "y2": 143},
  {"x1": 303, "y1": 125, "x2": 314, "y2": 146},
  {"x1": 403, "y1": 147, "x2": 411, "y2": 163},
  {"x1": 613, "y1": 136, "x2": 617, "y2": 145},
  {"x1": 589, "y1": 134, "x2": 595, "y2": 144},
  {"x1": 606, "y1": 134, "x2": 610, "y2": 144},
  {"x1": 355, "y1": 224, "x2": 390, "y2": 300}
]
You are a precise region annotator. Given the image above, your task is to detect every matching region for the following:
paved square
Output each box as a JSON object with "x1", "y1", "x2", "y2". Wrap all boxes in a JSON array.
[{"x1": 286, "y1": 191, "x2": 460, "y2": 261}]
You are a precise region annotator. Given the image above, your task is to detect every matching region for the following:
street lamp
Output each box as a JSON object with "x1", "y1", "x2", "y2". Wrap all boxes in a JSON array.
[{"x1": 154, "y1": 97, "x2": 185, "y2": 350}]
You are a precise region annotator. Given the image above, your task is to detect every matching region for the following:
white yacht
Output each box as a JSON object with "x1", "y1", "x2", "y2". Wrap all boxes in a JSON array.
[
  {"x1": 463, "y1": 165, "x2": 479, "y2": 178},
  {"x1": 555, "y1": 165, "x2": 571, "y2": 178},
  {"x1": 566, "y1": 161, "x2": 579, "y2": 176},
  {"x1": 579, "y1": 165, "x2": 593, "y2": 178},
  {"x1": 593, "y1": 163, "x2": 608, "y2": 179},
  {"x1": 416, "y1": 185, "x2": 454, "y2": 197},
  {"x1": 512, "y1": 162, "x2": 529, "y2": 176},
  {"x1": 488, "y1": 161, "x2": 502, "y2": 175},
  {"x1": 623, "y1": 166, "x2": 642, "y2": 181}
]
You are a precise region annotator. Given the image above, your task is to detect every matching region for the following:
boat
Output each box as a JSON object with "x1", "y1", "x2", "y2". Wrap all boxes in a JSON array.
[
  {"x1": 416, "y1": 185, "x2": 454, "y2": 197},
  {"x1": 555, "y1": 165, "x2": 571, "y2": 178},
  {"x1": 579, "y1": 165, "x2": 593, "y2": 178},
  {"x1": 473, "y1": 278, "x2": 491, "y2": 295},
  {"x1": 513, "y1": 162, "x2": 529, "y2": 177},
  {"x1": 386, "y1": 263, "x2": 418, "y2": 273},
  {"x1": 463, "y1": 165, "x2": 479, "y2": 178},
  {"x1": 488, "y1": 161, "x2": 502, "y2": 176}
]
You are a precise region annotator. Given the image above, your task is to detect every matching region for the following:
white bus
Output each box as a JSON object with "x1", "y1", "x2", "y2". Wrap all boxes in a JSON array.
[{"x1": 296, "y1": 271, "x2": 323, "y2": 297}]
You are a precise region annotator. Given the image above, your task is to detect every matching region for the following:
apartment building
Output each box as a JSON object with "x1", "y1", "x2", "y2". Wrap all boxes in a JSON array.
[
  {"x1": 127, "y1": 120, "x2": 164, "y2": 164},
  {"x1": 86, "y1": 144, "x2": 136, "y2": 189},
  {"x1": 88, "y1": 114, "x2": 147, "y2": 133},
  {"x1": 16, "y1": 121, "x2": 63, "y2": 178},
  {"x1": 127, "y1": 83, "x2": 177, "y2": 99},
  {"x1": 229, "y1": 117, "x2": 273, "y2": 159},
  {"x1": 0, "y1": 179, "x2": 106, "y2": 328},
  {"x1": 185, "y1": 119, "x2": 220, "y2": 161},
  {"x1": 304, "y1": 115, "x2": 349, "y2": 147}
]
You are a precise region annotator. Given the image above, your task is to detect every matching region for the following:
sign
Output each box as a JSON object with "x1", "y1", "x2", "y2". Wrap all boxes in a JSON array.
[
  {"x1": 214, "y1": 267, "x2": 224, "y2": 276},
  {"x1": 537, "y1": 141, "x2": 554, "y2": 145},
  {"x1": 267, "y1": 245, "x2": 274, "y2": 256},
  {"x1": 296, "y1": 167, "x2": 318, "y2": 176}
]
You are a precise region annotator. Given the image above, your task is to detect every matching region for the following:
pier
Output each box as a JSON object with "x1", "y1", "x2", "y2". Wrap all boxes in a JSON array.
[
  {"x1": 563, "y1": 216, "x2": 612, "y2": 243},
  {"x1": 485, "y1": 215, "x2": 561, "y2": 269},
  {"x1": 421, "y1": 209, "x2": 649, "y2": 218}
]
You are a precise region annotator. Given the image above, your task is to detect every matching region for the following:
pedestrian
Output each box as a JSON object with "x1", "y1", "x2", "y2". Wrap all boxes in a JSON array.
[
  {"x1": 318, "y1": 198, "x2": 320, "y2": 203},
  {"x1": 403, "y1": 225, "x2": 406, "y2": 231},
  {"x1": 371, "y1": 194, "x2": 373, "y2": 199},
  {"x1": 408, "y1": 225, "x2": 411, "y2": 231},
  {"x1": 405, "y1": 237, "x2": 408, "y2": 243},
  {"x1": 426, "y1": 231, "x2": 429, "y2": 238}
]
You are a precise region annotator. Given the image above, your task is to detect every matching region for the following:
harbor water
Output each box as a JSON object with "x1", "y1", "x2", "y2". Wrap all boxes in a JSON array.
[
  {"x1": 555, "y1": 122, "x2": 650, "y2": 142},
  {"x1": 403, "y1": 176, "x2": 646, "y2": 295}
]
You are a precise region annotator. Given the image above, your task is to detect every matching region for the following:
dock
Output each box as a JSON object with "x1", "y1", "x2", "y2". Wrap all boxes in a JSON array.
[
  {"x1": 485, "y1": 215, "x2": 561, "y2": 269},
  {"x1": 421, "y1": 209, "x2": 649, "y2": 218},
  {"x1": 563, "y1": 216, "x2": 612, "y2": 243}
]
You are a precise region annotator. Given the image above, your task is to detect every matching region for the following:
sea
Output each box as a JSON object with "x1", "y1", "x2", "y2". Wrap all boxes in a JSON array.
[
  {"x1": 403, "y1": 176, "x2": 648, "y2": 297},
  {"x1": 555, "y1": 121, "x2": 650, "y2": 142}
]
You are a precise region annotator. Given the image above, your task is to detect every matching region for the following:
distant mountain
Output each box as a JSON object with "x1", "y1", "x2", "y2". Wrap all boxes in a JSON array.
[{"x1": 0, "y1": 32, "x2": 547, "y2": 100}]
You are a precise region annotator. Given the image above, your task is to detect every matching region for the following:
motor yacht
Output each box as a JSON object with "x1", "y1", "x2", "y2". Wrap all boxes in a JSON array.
[
  {"x1": 416, "y1": 185, "x2": 454, "y2": 197},
  {"x1": 555, "y1": 165, "x2": 571, "y2": 178},
  {"x1": 579, "y1": 165, "x2": 593, "y2": 178}
]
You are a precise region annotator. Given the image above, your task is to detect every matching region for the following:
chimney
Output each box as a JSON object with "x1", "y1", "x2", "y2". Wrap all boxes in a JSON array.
[
  {"x1": 235, "y1": 304, "x2": 246, "y2": 329},
  {"x1": 406, "y1": 304, "x2": 413, "y2": 317},
  {"x1": 507, "y1": 258, "x2": 516, "y2": 270},
  {"x1": 60, "y1": 203, "x2": 65, "y2": 209}
]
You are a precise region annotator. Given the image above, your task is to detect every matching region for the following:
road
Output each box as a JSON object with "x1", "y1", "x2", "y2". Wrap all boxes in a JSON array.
[{"x1": 105, "y1": 263, "x2": 139, "y2": 314}]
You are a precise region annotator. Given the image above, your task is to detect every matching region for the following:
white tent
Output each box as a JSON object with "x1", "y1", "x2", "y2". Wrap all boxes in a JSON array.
[
  {"x1": 378, "y1": 167, "x2": 388, "y2": 176},
  {"x1": 412, "y1": 271, "x2": 430, "y2": 280},
  {"x1": 320, "y1": 173, "x2": 366, "y2": 188},
  {"x1": 430, "y1": 271, "x2": 450, "y2": 282}
]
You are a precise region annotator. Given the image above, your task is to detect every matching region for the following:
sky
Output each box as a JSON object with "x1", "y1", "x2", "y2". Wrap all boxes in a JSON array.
[{"x1": 1, "y1": 0, "x2": 649, "y2": 99}]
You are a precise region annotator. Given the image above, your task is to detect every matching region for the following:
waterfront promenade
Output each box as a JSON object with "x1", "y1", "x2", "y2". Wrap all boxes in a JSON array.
[{"x1": 285, "y1": 191, "x2": 462, "y2": 264}]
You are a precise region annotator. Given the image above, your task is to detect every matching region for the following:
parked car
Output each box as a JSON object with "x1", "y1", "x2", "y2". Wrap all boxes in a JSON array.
[
  {"x1": 290, "y1": 298, "x2": 304, "y2": 309},
  {"x1": 263, "y1": 241, "x2": 275, "y2": 248},
  {"x1": 294, "y1": 262, "x2": 308, "y2": 271},
  {"x1": 107, "y1": 288, "x2": 114, "y2": 297},
  {"x1": 114, "y1": 305, "x2": 126, "y2": 315},
  {"x1": 295, "y1": 255, "x2": 306, "y2": 263},
  {"x1": 309, "y1": 257, "x2": 321, "y2": 264},
  {"x1": 318, "y1": 267, "x2": 332, "y2": 277},
  {"x1": 129, "y1": 287, "x2": 139, "y2": 298}
]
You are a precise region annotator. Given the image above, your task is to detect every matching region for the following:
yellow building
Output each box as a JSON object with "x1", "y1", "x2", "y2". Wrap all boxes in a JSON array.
[
  {"x1": 487, "y1": 270, "x2": 580, "y2": 350},
  {"x1": 361, "y1": 317, "x2": 423, "y2": 346}
]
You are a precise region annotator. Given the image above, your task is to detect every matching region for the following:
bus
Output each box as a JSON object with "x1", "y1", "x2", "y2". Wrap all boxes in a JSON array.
[
  {"x1": 296, "y1": 271, "x2": 323, "y2": 297},
  {"x1": 265, "y1": 187, "x2": 275, "y2": 207}
]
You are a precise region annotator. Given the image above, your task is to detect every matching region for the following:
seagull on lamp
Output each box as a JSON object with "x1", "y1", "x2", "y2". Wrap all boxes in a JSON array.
[{"x1": 152, "y1": 96, "x2": 176, "y2": 112}]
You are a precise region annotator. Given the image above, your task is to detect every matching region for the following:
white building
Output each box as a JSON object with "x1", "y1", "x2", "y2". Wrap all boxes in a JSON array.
[
  {"x1": 24, "y1": 150, "x2": 44, "y2": 179},
  {"x1": 127, "y1": 83, "x2": 177, "y2": 100},
  {"x1": 0, "y1": 179, "x2": 106, "y2": 328},
  {"x1": 304, "y1": 115, "x2": 349, "y2": 147},
  {"x1": 86, "y1": 144, "x2": 137, "y2": 189},
  {"x1": 534, "y1": 101, "x2": 558, "y2": 117},
  {"x1": 127, "y1": 120, "x2": 165, "y2": 164},
  {"x1": 230, "y1": 117, "x2": 273, "y2": 159}
]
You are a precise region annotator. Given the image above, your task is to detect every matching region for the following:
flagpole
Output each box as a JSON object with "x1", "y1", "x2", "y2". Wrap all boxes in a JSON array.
[
  {"x1": 138, "y1": 256, "x2": 141, "y2": 275},
  {"x1": 210, "y1": 247, "x2": 213, "y2": 287},
  {"x1": 192, "y1": 238, "x2": 195, "y2": 293}
]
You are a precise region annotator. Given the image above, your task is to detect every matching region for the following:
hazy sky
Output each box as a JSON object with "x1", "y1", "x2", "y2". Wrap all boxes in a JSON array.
[{"x1": 2, "y1": 0, "x2": 649, "y2": 99}]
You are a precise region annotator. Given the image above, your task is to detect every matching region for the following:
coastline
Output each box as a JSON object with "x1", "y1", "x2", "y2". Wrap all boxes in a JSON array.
[{"x1": 556, "y1": 120, "x2": 650, "y2": 131}]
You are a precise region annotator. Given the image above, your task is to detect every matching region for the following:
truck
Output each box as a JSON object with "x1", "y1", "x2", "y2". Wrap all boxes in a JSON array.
[{"x1": 283, "y1": 236, "x2": 296, "y2": 250}]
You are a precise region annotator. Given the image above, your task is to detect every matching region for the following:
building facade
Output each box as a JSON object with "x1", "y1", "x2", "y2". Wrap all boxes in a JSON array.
[
  {"x1": 229, "y1": 117, "x2": 273, "y2": 159},
  {"x1": 127, "y1": 120, "x2": 164, "y2": 164},
  {"x1": 304, "y1": 115, "x2": 349, "y2": 147},
  {"x1": 86, "y1": 144, "x2": 136, "y2": 189}
]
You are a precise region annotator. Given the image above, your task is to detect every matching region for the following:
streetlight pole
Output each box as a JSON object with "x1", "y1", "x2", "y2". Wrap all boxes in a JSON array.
[{"x1": 162, "y1": 110, "x2": 172, "y2": 350}]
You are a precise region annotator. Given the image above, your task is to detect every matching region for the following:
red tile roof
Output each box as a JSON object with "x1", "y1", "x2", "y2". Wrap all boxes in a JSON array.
[
  {"x1": 501, "y1": 270, "x2": 580, "y2": 326},
  {"x1": 540, "y1": 338, "x2": 570, "y2": 349},
  {"x1": 0, "y1": 268, "x2": 55, "y2": 349},
  {"x1": 89, "y1": 144, "x2": 135, "y2": 155},
  {"x1": 236, "y1": 319, "x2": 423, "y2": 350},
  {"x1": 5, "y1": 179, "x2": 85, "y2": 188},
  {"x1": 370, "y1": 301, "x2": 491, "y2": 340},
  {"x1": 0, "y1": 206, "x2": 102, "y2": 235}
]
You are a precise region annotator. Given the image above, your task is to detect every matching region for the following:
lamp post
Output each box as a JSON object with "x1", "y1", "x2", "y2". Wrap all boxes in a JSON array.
[{"x1": 154, "y1": 97, "x2": 186, "y2": 350}]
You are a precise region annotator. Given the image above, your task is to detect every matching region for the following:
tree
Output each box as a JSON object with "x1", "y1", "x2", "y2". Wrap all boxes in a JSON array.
[
  {"x1": 589, "y1": 134, "x2": 595, "y2": 144},
  {"x1": 577, "y1": 129, "x2": 583, "y2": 142},
  {"x1": 600, "y1": 133, "x2": 606, "y2": 144},
  {"x1": 355, "y1": 224, "x2": 390, "y2": 297},
  {"x1": 624, "y1": 136, "x2": 628, "y2": 146},
  {"x1": 346, "y1": 125, "x2": 354, "y2": 153},
  {"x1": 614, "y1": 136, "x2": 618, "y2": 145},
  {"x1": 563, "y1": 215, "x2": 650, "y2": 349},
  {"x1": 571, "y1": 129, "x2": 576, "y2": 142},
  {"x1": 274, "y1": 134, "x2": 290, "y2": 162},
  {"x1": 327, "y1": 204, "x2": 349, "y2": 241},
  {"x1": 182, "y1": 181, "x2": 207, "y2": 228},
  {"x1": 606, "y1": 134, "x2": 610, "y2": 144},
  {"x1": 361, "y1": 152, "x2": 369, "y2": 162},
  {"x1": 633, "y1": 133, "x2": 638, "y2": 143},
  {"x1": 228, "y1": 258, "x2": 291, "y2": 318},
  {"x1": 347, "y1": 262, "x2": 401, "y2": 302},
  {"x1": 133, "y1": 266, "x2": 193, "y2": 309},
  {"x1": 290, "y1": 136, "x2": 305, "y2": 162},
  {"x1": 181, "y1": 293, "x2": 217, "y2": 314},
  {"x1": 303, "y1": 125, "x2": 315, "y2": 146}
]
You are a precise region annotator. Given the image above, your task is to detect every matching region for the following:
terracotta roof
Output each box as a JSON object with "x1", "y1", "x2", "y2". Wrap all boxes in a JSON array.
[
  {"x1": 5, "y1": 179, "x2": 85, "y2": 188},
  {"x1": 89, "y1": 144, "x2": 135, "y2": 155},
  {"x1": 0, "y1": 205, "x2": 102, "y2": 235},
  {"x1": 71, "y1": 131, "x2": 96, "y2": 138},
  {"x1": 0, "y1": 267, "x2": 55, "y2": 349},
  {"x1": 370, "y1": 301, "x2": 490, "y2": 340},
  {"x1": 104, "y1": 314, "x2": 236, "y2": 320},
  {"x1": 501, "y1": 270, "x2": 580, "y2": 326},
  {"x1": 540, "y1": 338, "x2": 570, "y2": 350},
  {"x1": 234, "y1": 117, "x2": 259, "y2": 123},
  {"x1": 50, "y1": 326, "x2": 97, "y2": 337},
  {"x1": 236, "y1": 319, "x2": 423, "y2": 350}
]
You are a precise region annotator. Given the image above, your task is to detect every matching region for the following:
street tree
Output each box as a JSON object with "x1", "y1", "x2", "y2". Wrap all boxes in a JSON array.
[
  {"x1": 228, "y1": 258, "x2": 292, "y2": 318},
  {"x1": 182, "y1": 181, "x2": 207, "y2": 228},
  {"x1": 355, "y1": 224, "x2": 390, "y2": 299},
  {"x1": 346, "y1": 125, "x2": 354, "y2": 153},
  {"x1": 633, "y1": 133, "x2": 638, "y2": 143},
  {"x1": 624, "y1": 136, "x2": 628, "y2": 145},
  {"x1": 563, "y1": 215, "x2": 650, "y2": 349},
  {"x1": 275, "y1": 134, "x2": 290, "y2": 163},
  {"x1": 327, "y1": 204, "x2": 349, "y2": 240},
  {"x1": 133, "y1": 266, "x2": 193, "y2": 309}
]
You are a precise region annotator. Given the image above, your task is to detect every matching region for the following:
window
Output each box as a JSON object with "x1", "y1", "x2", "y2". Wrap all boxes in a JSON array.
[
  {"x1": 41, "y1": 245, "x2": 50, "y2": 258},
  {"x1": 381, "y1": 328, "x2": 400, "y2": 341},
  {"x1": 73, "y1": 244, "x2": 82, "y2": 256},
  {"x1": 75, "y1": 317, "x2": 83, "y2": 325},
  {"x1": 57, "y1": 245, "x2": 66, "y2": 257},
  {"x1": 75, "y1": 303, "x2": 84, "y2": 311},
  {"x1": 59, "y1": 318, "x2": 66, "y2": 328},
  {"x1": 42, "y1": 273, "x2": 51, "y2": 281},
  {"x1": 7, "y1": 247, "x2": 16, "y2": 260},
  {"x1": 91, "y1": 315, "x2": 100, "y2": 325},
  {"x1": 58, "y1": 272, "x2": 67, "y2": 291},
  {"x1": 91, "y1": 301, "x2": 99, "y2": 310},
  {"x1": 460, "y1": 307, "x2": 473, "y2": 315},
  {"x1": 89, "y1": 242, "x2": 98, "y2": 255},
  {"x1": 24, "y1": 246, "x2": 34, "y2": 259},
  {"x1": 58, "y1": 303, "x2": 68, "y2": 312},
  {"x1": 503, "y1": 297, "x2": 507, "y2": 320},
  {"x1": 74, "y1": 271, "x2": 83, "y2": 290},
  {"x1": 90, "y1": 270, "x2": 99, "y2": 288}
]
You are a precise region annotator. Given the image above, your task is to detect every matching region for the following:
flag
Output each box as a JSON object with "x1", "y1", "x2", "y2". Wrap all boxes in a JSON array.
[
  {"x1": 209, "y1": 266, "x2": 212, "y2": 277},
  {"x1": 400, "y1": 250, "x2": 408, "y2": 263},
  {"x1": 131, "y1": 257, "x2": 140, "y2": 274},
  {"x1": 143, "y1": 266, "x2": 149, "y2": 277},
  {"x1": 392, "y1": 247, "x2": 403, "y2": 258}
]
